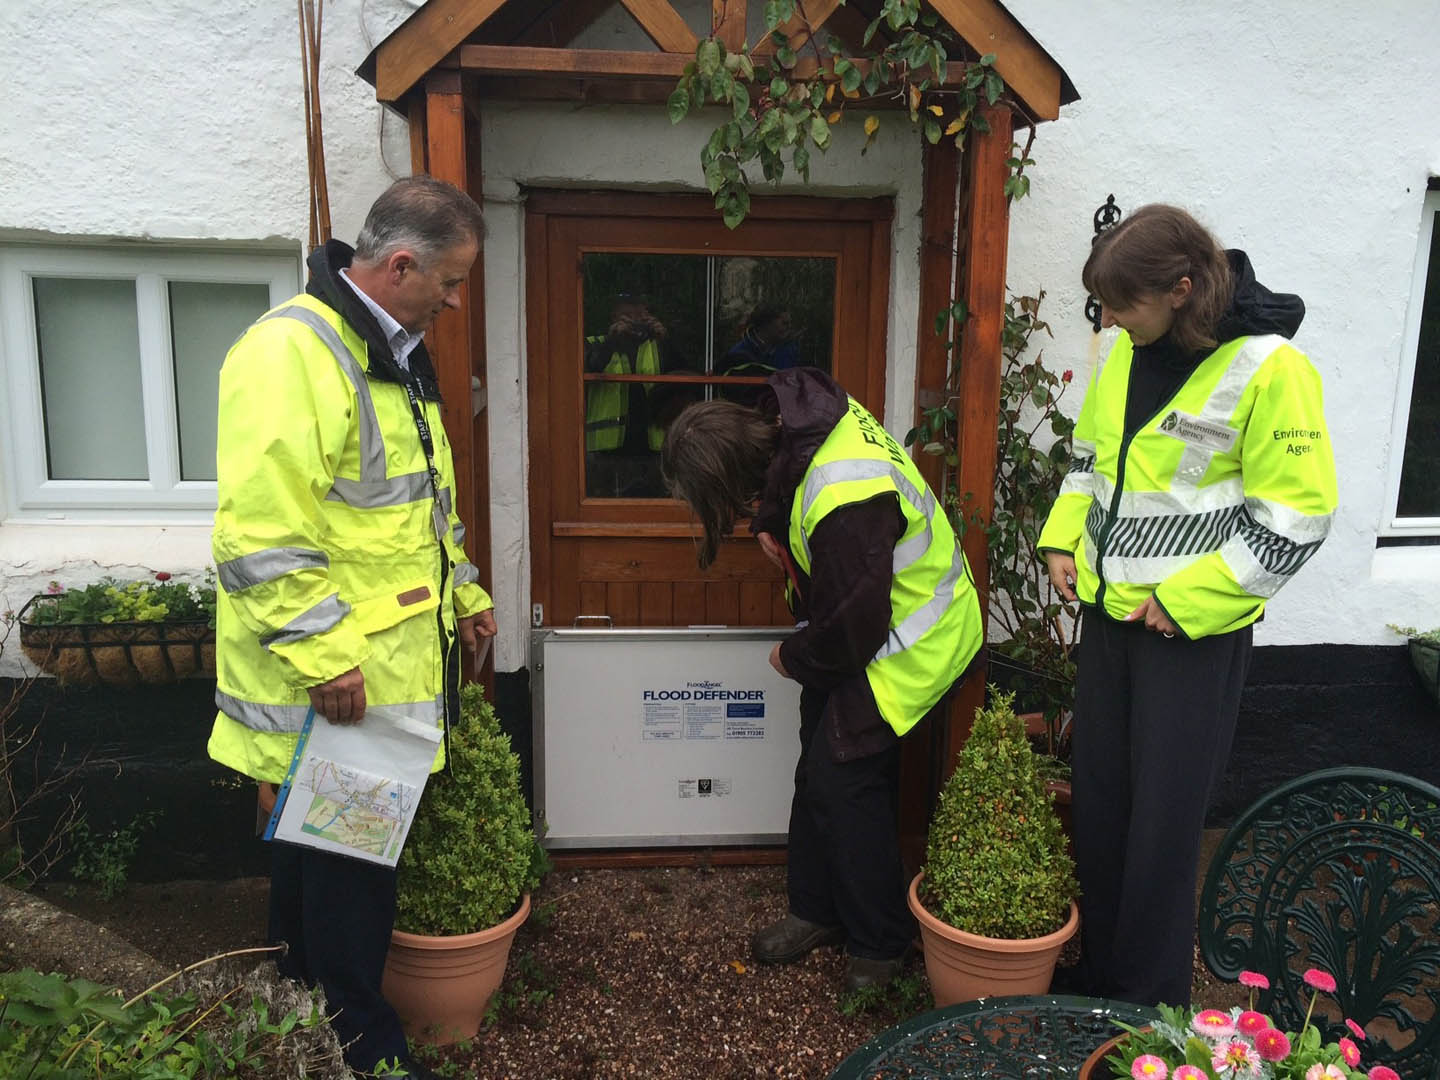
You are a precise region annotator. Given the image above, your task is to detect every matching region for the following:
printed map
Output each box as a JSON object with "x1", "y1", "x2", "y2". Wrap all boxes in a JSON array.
[{"x1": 297, "y1": 761, "x2": 416, "y2": 860}]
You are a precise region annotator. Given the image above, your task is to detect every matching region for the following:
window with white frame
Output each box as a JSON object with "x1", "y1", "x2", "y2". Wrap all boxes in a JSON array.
[
  {"x1": 0, "y1": 245, "x2": 299, "y2": 519},
  {"x1": 1386, "y1": 188, "x2": 1440, "y2": 538}
]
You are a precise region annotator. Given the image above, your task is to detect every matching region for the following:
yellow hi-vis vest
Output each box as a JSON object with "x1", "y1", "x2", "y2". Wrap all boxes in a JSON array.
[
  {"x1": 788, "y1": 397, "x2": 983, "y2": 736},
  {"x1": 207, "y1": 294, "x2": 493, "y2": 784},
  {"x1": 584, "y1": 337, "x2": 663, "y2": 452},
  {"x1": 1037, "y1": 333, "x2": 1336, "y2": 639}
]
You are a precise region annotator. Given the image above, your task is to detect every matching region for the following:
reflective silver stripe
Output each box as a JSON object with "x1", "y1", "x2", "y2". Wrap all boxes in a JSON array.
[
  {"x1": 216, "y1": 689, "x2": 444, "y2": 734},
  {"x1": 1247, "y1": 496, "x2": 1333, "y2": 544},
  {"x1": 217, "y1": 546, "x2": 329, "y2": 592},
  {"x1": 1058, "y1": 471, "x2": 1094, "y2": 499},
  {"x1": 452, "y1": 519, "x2": 467, "y2": 549},
  {"x1": 1092, "y1": 474, "x2": 1244, "y2": 518},
  {"x1": 259, "y1": 593, "x2": 352, "y2": 648},
  {"x1": 438, "y1": 486, "x2": 453, "y2": 517},
  {"x1": 799, "y1": 459, "x2": 933, "y2": 565},
  {"x1": 1173, "y1": 336, "x2": 1281, "y2": 485},
  {"x1": 454, "y1": 561, "x2": 480, "y2": 586},
  {"x1": 874, "y1": 544, "x2": 965, "y2": 660},
  {"x1": 215, "y1": 690, "x2": 310, "y2": 734},
  {"x1": 891, "y1": 525, "x2": 932, "y2": 576},
  {"x1": 1072, "y1": 436, "x2": 1096, "y2": 458},
  {"x1": 327, "y1": 471, "x2": 431, "y2": 508},
  {"x1": 263, "y1": 305, "x2": 386, "y2": 482}
]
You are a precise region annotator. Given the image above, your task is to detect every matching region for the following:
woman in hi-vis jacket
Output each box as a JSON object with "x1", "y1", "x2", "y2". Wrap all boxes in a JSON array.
[{"x1": 1039, "y1": 204, "x2": 1337, "y2": 1007}]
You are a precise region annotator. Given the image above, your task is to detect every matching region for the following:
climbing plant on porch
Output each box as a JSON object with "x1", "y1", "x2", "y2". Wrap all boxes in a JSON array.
[{"x1": 668, "y1": 0, "x2": 1035, "y2": 228}]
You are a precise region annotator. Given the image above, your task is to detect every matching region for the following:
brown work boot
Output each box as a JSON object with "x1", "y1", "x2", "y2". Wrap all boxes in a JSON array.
[
  {"x1": 751, "y1": 914, "x2": 846, "y2": 964},
  {"x1": 843, "y1": 952, "x2": 909, "y2": 991}
]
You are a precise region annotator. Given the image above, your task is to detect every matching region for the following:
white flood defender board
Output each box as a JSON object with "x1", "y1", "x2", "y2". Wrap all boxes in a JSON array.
[{"x1": 531, "y1": 628, "x2": 801, "y2": 848}]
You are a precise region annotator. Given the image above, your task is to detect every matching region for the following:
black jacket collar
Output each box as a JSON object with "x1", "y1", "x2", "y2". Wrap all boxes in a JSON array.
[{"x1": 304, "y1": 239, "x2": 444, "y2": 402}]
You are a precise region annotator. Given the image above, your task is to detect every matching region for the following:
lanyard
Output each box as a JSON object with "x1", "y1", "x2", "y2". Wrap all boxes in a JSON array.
[
  {"x1": 402, "y1": 376, "x2": 450, "y2": 544},
  {"x1": 401, "y1": 375, "x2": 457, "y2": 763}
]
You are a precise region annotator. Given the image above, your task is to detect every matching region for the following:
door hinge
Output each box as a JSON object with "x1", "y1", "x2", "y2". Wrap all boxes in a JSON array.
[{"x1": 531, "y1": 603, "x2": 544, "y2": 628}]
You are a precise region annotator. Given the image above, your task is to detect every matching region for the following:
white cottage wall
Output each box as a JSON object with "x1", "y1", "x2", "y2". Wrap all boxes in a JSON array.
[
  {"x1": 1003, "y1": 0, "x2": 1440, "y2": 645},
  {"x1": 1, "y1": 0, "x2": 1437, "y2": 677}
]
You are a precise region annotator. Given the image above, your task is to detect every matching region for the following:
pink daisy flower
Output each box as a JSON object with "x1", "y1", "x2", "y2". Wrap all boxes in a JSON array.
[
  {"x1": 1131, "y1": 1055, "x2": 1168, "y2": 1079},
  {"x1": 1236, "y1": 1010, "x2": 1269, "y2": 1035},
  {"x1": 1304, "y1": 1066, "x2": 1345, "y2": 1080},
  {"x1": 1303, "y1": 968, "x2": 1338, "y2": 994},
  {"x1": 1339, "y1": 1037, "x2": 1361, "y2": 1067},
  {"x1": 1212, "y1": 1040, "x2": 1260, "y2": 1075},
  {"x1": 1238, "y1": 970, "x2": 1270, "y2": 989},
  {"x1": 1192, "y1": 1009, "x2": 1237, "y2": 1039},
  {"x1": 1174, "y1": 1068, "x2": 1207, "y2": 1080},
  {"x1": 1346, "y1": 1018, "x2": 1367, "y2": 1040},
  {"x1": 1254, "y1": 1027, "x2": 1291, "y2": 1062},
  {"x1": 1368, "y1": 1068, "x2": 1401, "y2": 1080}
]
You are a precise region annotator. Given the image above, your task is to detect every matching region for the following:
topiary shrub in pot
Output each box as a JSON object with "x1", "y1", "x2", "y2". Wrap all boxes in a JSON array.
[
  {"x1": 381, "y1": 682, "x2": 547, "y2": 1045},
  {"x1": 907, "y1": 687, "x2": 1079, "y2": 1006}
]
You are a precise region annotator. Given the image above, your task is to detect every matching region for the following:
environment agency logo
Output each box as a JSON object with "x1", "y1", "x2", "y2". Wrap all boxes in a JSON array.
[{"x1": 1160, "y1": 411, "x2": 1180, "y2": 432}]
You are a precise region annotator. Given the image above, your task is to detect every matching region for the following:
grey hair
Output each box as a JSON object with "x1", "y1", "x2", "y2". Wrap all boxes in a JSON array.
[{"x1": 353, "y1": 175, "x2": 485, "y2": 266}]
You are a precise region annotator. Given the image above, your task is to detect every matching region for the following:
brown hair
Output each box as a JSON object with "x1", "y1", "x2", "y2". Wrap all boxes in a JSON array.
[
  {"x1": 1082, "y1": 204, "x2": 1234, "y2": 353},
  {"x1": 661, "y1": 400, "x2": 780, "y2": 569}
]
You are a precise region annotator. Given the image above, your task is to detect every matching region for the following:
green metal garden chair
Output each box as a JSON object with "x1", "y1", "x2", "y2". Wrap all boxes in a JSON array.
[{"x1": 1198, "y1": 766, "x2": 1440, "y2": 1079}]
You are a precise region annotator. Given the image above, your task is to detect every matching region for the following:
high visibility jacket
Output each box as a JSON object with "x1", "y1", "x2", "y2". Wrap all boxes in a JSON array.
[
  {"x1": 207, "y1": 293, "x2": 493, "y2": 784},
  {"x1": 788, "y1": 396, "x2": 983, "y2": 736},
  {"x1": 585, "y1": 337, "x2": 663, "y2": 452},
  {"x1": 1037, "y1": 333, "x2": 1336, "y2": 639}
]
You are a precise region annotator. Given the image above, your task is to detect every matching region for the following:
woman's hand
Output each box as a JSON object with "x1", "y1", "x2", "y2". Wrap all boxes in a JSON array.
[
  {"x1": 1125, "y1": 595, "x2": 1180, "y2": 638},
  {"x1": 1044, "y1": 551, "x2": 1078, "y2": 603},
  {"x1": 755, "y1": 531, "x2": 785, "y2": 573},
  {"x1": 768, "y1": 641, "x2": 791, "y2": 679}
]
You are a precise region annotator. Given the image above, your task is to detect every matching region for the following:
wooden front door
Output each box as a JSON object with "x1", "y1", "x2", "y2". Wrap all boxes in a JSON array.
[{"x1": 526, "y1": 191, "x2": 892, "y2": 630}]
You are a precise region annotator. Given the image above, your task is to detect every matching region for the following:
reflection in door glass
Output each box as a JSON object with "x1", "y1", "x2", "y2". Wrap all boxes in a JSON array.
[{"x1": 580, "y1": 252, "x2": 836, "y2": 497}]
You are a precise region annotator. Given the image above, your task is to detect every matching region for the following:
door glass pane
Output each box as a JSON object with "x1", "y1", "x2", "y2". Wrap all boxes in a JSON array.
[
  {"x1": 33, "y1": 276, "x2": 146, "y2": 480},
  {"x1": 1397, "y1": 210, "x2": 1440, "y2": 518},
  {"x1": 713, "y1": 255, "x2": 835, "y2": 407},
  {"x1": 169, "y1": 281, "x2": 270, "y2": 481},
  {"x1": 580, "y1": 252, "x2": 837, "y2": 497},
  {"x1": 582, "y1": 253, "x2": 707, "y2": 498}
]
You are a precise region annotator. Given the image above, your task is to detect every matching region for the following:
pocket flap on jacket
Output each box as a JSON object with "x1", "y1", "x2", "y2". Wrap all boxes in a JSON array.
[{"x1": 347, "y1": 580, "x2": 441, "y2": 637}]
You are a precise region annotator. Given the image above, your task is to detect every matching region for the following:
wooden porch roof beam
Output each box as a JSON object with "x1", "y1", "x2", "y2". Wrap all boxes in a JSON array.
[
  {"x1": 617, "y1": 0, "x2": 699, "y2": 54},
  {"x1": 375, "y1": 0, "x2": 508, "y2": 102},
  {"x1": 459, "y1": 44, "x2": 693, "y2": 79},
  {"x1": 927, "y1": 0, "x2": 1062, "y2": 121}
]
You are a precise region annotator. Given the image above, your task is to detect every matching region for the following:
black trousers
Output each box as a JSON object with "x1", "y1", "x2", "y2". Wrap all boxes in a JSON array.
[
  {"x1": 1071, "y1": 611, "x2": 1252, "y2": 1007},
  {"x1": 269, "y1": 844, "x2": 410, "y2": 1072},
  {"x1": 786, "y1": 687, "x2": 914, "y2": 960}
]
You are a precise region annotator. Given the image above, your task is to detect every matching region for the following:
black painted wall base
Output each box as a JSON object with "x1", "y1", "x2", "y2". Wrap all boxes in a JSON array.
[{"x1": 4, "y1": 644, "x2": 1434, "y2": 881}]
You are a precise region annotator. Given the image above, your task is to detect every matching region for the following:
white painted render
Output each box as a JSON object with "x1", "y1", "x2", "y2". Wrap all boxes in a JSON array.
[{"x1": 1, "y1": 0, "x2": 1437, "y2": 677}]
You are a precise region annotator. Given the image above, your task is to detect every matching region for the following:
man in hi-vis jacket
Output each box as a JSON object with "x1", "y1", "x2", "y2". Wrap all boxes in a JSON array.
[{"x1": 208, "y1": 177, "x2": 495, "y2": 1079}]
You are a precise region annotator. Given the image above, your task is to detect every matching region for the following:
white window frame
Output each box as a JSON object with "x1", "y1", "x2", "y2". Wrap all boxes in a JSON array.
[
  {"x1": 1383, "y1": 189, "x2": 1440, "y2": 537},
  {"x1": 0, "y1": 244, "x2": 299, "y2": 522}
]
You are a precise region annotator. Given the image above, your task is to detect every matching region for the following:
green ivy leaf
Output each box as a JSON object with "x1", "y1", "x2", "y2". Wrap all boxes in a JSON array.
[
  {"x1": 666, "y1": 86, "x2": 690, "y2": 124},
  {"x1": 793, "y1": 142, "x2": 810, "y2": 180},
  {"x1": 770, "y1": 75, "x2": 789, "y2": 99},
  {"x1": 923, "y1": 118, "x2": 941, "y2": 144},
  {"x1": 810, "y1": 111, "x2": 831, "y2": 148},
  {"x1": 841, "y1": 63, "x2": 863, "y2": 93},
  {"x1": 776, "y1": 45, "x2": 797, "y2": 68},
  {"x1": 972, "y1": 110, "x2": 991, "y2": 135},
  {"x1": 985, "y1": 71, "x2": 1004, "y2": 105},
  {"x1": 732, "y1": 82, "x2": 751, "y2": 120},
  {"x1": 980, "y1": 52, "x2": 996, "y2": 66},
  {"x1": 697, "y1": 38, "x2": 723, "y2": 77}
]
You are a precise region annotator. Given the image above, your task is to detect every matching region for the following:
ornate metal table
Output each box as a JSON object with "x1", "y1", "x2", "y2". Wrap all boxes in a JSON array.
[{"x1": 829, "y1": 994, "x2": 1159, "y2": 1079}]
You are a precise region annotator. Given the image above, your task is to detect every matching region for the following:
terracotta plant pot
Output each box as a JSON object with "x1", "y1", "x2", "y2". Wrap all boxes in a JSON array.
[
  {"x1": 382, "y1": 894, "x2": 530, "y2": 1046},
  {"x1": 1078, "y1": 1030, "x2": 1131, "y2": 1079},
  {"x1": 907, "y1": 873, "x2": 1080, "y2": 1007}
]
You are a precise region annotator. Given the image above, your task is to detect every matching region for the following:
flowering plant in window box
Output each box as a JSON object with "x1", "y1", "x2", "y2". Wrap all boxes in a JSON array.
[
  {"x1": 1087, "y1": 968, "x2": 1401, "y2": 1080},
  {"x1": 16, "y1": 573, "x2": 216, "y2": 685}
]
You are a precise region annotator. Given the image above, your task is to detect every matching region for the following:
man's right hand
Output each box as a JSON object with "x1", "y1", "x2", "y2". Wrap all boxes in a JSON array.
[
  {"x1": 307, "y1": 667, "x2": 366, "y2": 725},
  {"x1": 1044, "y1": 551, "x2": 1078, "y2": 603}
]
